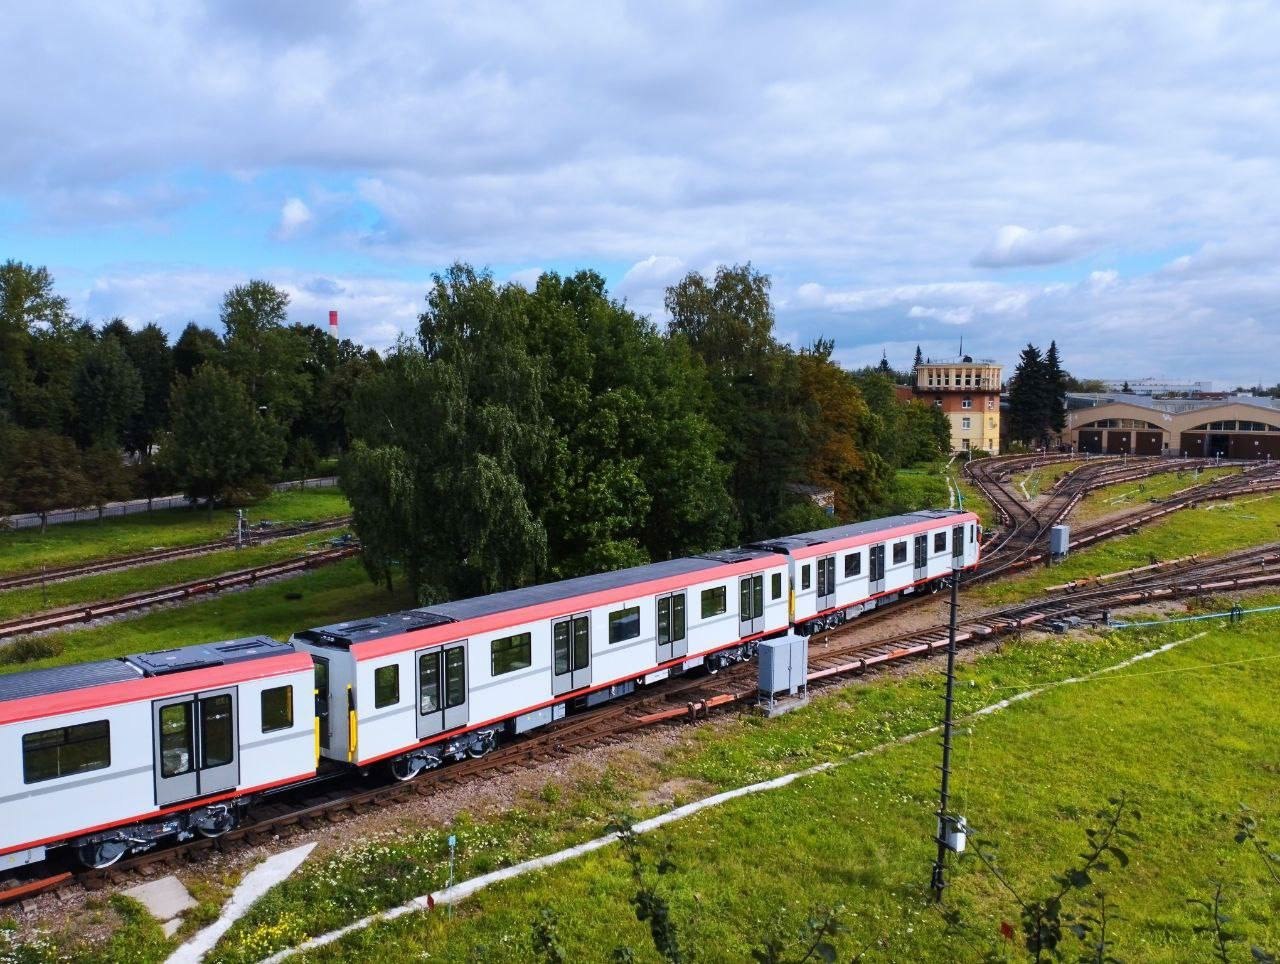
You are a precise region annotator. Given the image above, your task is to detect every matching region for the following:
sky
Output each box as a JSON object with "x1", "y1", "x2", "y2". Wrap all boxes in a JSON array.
[{"x1": 2, "y1": 0, "x2": 1278, "y2": 385}]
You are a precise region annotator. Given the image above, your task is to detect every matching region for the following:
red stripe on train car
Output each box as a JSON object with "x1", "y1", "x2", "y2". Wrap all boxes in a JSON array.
[
  {"x1": 0, "y1": 769, "x2": 316, "y2": 858},
  {"x1": 784, "y1": 513, "x2": 981, "y2": 561},
  {"x1": 351, "y1": 556, "x2": 790, "y2": 661},
  {"x1": 0, "y1": 652, "x2": 314, "y2": 727},
  {"x1": 355, "y1": 626, "x2": 783, "y2": 766}
]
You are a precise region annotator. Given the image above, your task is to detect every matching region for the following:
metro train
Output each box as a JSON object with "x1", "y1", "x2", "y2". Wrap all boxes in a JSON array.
[{"x1": 0, "y1": 509, "x2": 980, "y2": 870}]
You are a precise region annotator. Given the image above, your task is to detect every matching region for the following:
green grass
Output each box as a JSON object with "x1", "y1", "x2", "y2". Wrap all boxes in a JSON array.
[
  {"x1": 1071, "y1": 465, "x2": 1239, "y2": 522},
  {"x1": 0, "y1": 489, "x2": 350, "y2": 577},
  {"x1": 191, "y1": 610, "x2": 1280, "y2": 963},
  {"x1": 0, "y1": 531, "x2": 354, "y2": 622},
  {"x1": 971, "y1": 492, "x2": 1280, "y2": 606},
  {"x1": 0, "y1": 558, "x2": 412, "y2": 675},
  {"x1": 945, "y1": 465, "x2": 996, "y2": 529},
  {"x1": 889, "y1": 466, "x2": 951, "y2": 513},
  {"x1": 1009, "y1": 459, "x2": 1085, "y2": 499}
]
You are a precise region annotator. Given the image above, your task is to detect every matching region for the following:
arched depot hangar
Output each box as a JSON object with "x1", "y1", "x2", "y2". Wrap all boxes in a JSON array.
[{"x1": 1064, "y1": 395, "x2": 1280, "y2": 459}]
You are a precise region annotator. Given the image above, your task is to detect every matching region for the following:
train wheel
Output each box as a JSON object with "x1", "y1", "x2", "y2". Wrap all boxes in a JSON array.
[
  {"x1": 390, "y1": 756, "x2": 425, "y2": 782},
  {"x1": 196, "y1": 810, "x2": 237, "y2": 839},
  {"x1": 78, "y1": 839, "x2": 127, "y2": 870}
]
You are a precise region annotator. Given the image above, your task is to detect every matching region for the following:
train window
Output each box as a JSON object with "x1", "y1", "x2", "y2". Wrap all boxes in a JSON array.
[
  {"x1": 444, "y1": 647, "x2": 466, "y2": 708},
  {"x1": 844, "y1": 553, "x2": 861, "y2": 577},
  {"x1": 801, "y1": 565, "x2": 811, "y2": 590},
  {"x1": 771, "y1": 572, "x2": 782, "y2": 600},
  {"x1": 892, "y1": 541, "x2": 907, "y2": 564},
  {"x1": 969, "y1": 524, "x2": 975, "y2": 544},
  {"x1": 374, "y1": 665, "x2": 400, "y2": 708},
  {"x1": 261, "y1": 686, "x2": 293, "y2": 733},
  {"x1": 22, "y1": 720, "x2": 111, "y2": 784},
  {"x1": 159, "y1": 702, "x2": 193, "y2": 777},
  {"x1": 491, "y1": 632, "x2": 532, "y2": 675},
  {"x1": 609, "y1": 607, "x2": 641, "y2": 644},
  {"x1": 700, "y1": 586, "x2": 727, "y2": 618},
  {"x1": 933, "y1": 531, "x2": 946, "y2": 552},
  {"x1": 200, "y1": 694, "x2": 234, "y2": 769}
]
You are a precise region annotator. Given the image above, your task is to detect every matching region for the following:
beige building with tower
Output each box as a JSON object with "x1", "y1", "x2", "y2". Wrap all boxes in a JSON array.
[{"x1": 914, "y1": 357, "x2": 1003, "y2": 454}]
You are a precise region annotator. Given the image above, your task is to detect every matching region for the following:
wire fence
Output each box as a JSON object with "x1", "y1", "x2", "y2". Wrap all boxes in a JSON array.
[{"x1": 0, "y1": 477, "x2": 340, "y2": 530}]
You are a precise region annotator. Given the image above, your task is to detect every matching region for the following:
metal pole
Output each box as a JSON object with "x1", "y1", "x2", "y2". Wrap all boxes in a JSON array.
[{"x1": 931, "y1": 563, "x2": 961, "y2": 901}]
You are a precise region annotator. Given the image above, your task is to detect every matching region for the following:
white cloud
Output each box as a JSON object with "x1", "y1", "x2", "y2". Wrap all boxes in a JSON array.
[
  {"x1": 972, "y1": 225, "x2": 1097, "y2": 269},
  {"x1": 277, "y1": 197, "x2": 313, "y2": 238},
  {"x1": 507, "y1": 267, "x2": 545, "y2": 290},
  {"x1": 908, "y1": 305, "x2": 973, "y2": 325}
]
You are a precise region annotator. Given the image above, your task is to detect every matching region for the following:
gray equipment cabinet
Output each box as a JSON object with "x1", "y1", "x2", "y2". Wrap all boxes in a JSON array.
[{"x1": 757, "y1": 634, "x2": 809, "y2": 716}]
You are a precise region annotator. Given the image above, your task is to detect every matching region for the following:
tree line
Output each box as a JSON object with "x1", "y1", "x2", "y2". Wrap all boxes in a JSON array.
[
  {"x1": 341, "y1": 263, "x2": 951, "y2": 603},
  {"x1": 0, "y1": 260, "x2": 380, "y2": 529}
]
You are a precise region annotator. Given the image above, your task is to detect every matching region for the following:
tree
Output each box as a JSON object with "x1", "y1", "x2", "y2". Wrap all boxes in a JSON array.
[
  {"x1": 343, "y1": 265, "x2": 553, "y2": 600},
  {"x1": 122, "y1": 323, "x2": 174, "y2": 459},
  {"x1": 664, "y1": 264, "x2": 805, "y2": 540},
  {"x1": 0, "y1": 261, "x2": 70, "y2": 419},
  {"x1": 287, "y1": 436, "x2": 320, "y2": 488},
  {"x1": 161, "y1": 364, "x2": 286, "y2": 516},
  {"x1": 1, "y1": 431, "x2": 87, "y2": 532},
  {"x1": 1043, "y1": 341, "x2": 1067, "y2": 438},
  {"x1": 173, "y1": 322, "x2": 223, "y2": 378},
  {"x1": 1007, "y1": 344, "x2": 1048, "y2": 445},
  {"x1": 913, "y1": 344, "x2": 924, "y2": 371},
  {"x1": 1121, "y1": 380, "x2": 1134, "y2": 394},
  {"x1": 220, "y1": 281, "x2": 309, "y2": 424},
  {"x1": 71, "y1": 335, "x2": 143, "y2": 448},
  {"x1": 80, "y1": 444, "x2": 134, "y2": 523}
]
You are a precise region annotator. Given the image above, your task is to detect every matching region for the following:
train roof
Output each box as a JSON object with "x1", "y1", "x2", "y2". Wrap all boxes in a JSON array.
[
  {"x1": 295, "y1": 548, "x2": 778, "y2": 648},
  {"x1": 751, "y1": 509, "x2": 971, "y2": 552},
  {"x1": 0, "y1": 635, "x2": 291, "y2": 704}
]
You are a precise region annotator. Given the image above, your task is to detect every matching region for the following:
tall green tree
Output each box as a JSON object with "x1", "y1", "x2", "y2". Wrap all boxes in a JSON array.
[
  {"x1": 122, "y1": 322, "x2": 174, "y2": 459},
  {"x1": 343, "y1": 265, "x2": 553, "y2": 600},
  {"x1": 173, "y1": 322, "x2": 223, "y2": 378},
  {"x1": 220, "y1": 281, "x2": 308, "y2": 424},
  {"x1": 80, "y1": 444, "x2": 135, "y2": 523},
  {"x1": 161, "y1": 364, "x2": 285, "y2": 515},
  {"x1": 71, "y1": 335, "x2": 143, "y2": 448},
  {"x1": 0, "y1": 261, "x2": 70, "y2": 420},
  {"x1": 1043, "y1": 340, "x2": 1067, "y2": 437},
  {"x1": 1007, "y1": 343, "x2": 1048, "y2": 444},
  {"x1": 1, "y1": 430, "x2": 87, "y2": 532},
  {"x1": 664, "y1": 264, "x2": 805, "y2": 539}
]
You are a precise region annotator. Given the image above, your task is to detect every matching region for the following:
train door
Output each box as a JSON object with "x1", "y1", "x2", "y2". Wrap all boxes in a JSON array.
[
  {"x1": 951, "y1": 525, "x2": 965, "y2": 568},
  {"x1": 656, "y1": 592, "x2": 687, "y2": 663},
  {"x1": 153, "y1": 688, "x2": 239, "y2": 806},
  {"x1": 869, "y1": 543, "x2": 886, "y2": 594},
  {"x1": 417, "y1": 641, "x2": 469, "y2": 739},
  {"x1": 739, "y1": 574, "x2": 765, "y2": 636},
  {"x1": 913, "y1": 534, "x2": 928, "y2": 582},
  {"x1": 313, "y1": 657, "x2": 330, "y2": 751},
  {"x1": 815, "y1": 555, "x2": 836, "y2": 612},
  {"x1": 552, "y1": 614, "x2": 591, "y2": 696}
]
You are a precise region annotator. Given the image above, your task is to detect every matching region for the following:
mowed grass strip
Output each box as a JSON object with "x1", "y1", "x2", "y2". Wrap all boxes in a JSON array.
[
  {"x1": 275, "y1": 618, "x2": 1279, "y2": 964},
  {"x1": 1071, "y1": 465, "x2": 1240, "y2": 523},
  {"x1": 198, "y1": 606, "x2": 1279, "y2": 964},
  {"x1": 0, "y1": 489, "x2": 350, "y2": 576},
  {"x1": 970, "y1": 492, "x2": 1280, "y2": 606},
  {"x1": 0, "y1": 558, "x2": 413, "y2": 674},
  {"x1": 0, "y1": 530, "x2": 354, "y2": 622}
]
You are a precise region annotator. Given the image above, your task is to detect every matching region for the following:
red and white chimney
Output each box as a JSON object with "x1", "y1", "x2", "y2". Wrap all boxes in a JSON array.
[{"x1": 328, "y1": 309, "x2": 338, "y2": 331}]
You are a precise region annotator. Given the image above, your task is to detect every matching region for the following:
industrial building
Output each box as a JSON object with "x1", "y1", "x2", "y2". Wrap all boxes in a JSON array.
[
  {"x1": 914, "y1": 358, "x2": 1002, "y2": 454},
  {"x1": 1099, "y1": 377, "x2": 1214, "y2": 396},
  {"x1": 1065, "y1": 393, "x2": 1280, "y2": 458}
]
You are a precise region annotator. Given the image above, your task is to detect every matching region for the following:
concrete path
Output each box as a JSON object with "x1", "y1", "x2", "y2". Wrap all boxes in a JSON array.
[
  {"x1": 166, "y1": 843, "x2": 316, "y2": 964},
  {"x1": 125, "y1": 875, "x2": 196, "y2": 937}
]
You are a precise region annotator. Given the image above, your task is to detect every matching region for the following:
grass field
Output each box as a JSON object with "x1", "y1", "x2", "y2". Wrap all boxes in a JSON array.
[
  {"x1": 0, "y1": 558, "x2": 411, "y2": 675},
  {"x1": 971, "y1": 491, "x2": 1280, "y2": 606},
  {"x1": 0, "y1": 489, "x2": 350, "y2": 576},
  {"x1": 1008, "y1": 458, "x2": 1085, "y2": 499},
  {"x1": 1071, "y1": 465, "x2": 1239, "y2": 522},
  {"x1": 944, "y1": 464, "x2": 995, "y2": 529},
  {"x1": 0, "y1": 530, "x2": 353, "y2": 622},
  {"x1": 189, "y1": 610, "x2": 1280, "y2": 963}
]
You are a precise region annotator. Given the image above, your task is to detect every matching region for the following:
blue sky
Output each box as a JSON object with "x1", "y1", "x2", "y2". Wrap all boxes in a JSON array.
[{"x1": 2, "y1": 0, "x2": 1278, "y2": 385}]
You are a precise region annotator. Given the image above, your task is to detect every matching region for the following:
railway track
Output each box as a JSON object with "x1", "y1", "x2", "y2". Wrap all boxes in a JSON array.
[
  {"x1": 0, "y1": 517, "x2": 354, "y2": 592},
  {"x1": 8, "y1": 540, "x2": 1280, "y2": 907},
  {"x1": 0, "y1": 545, "x2": 360, "y2": 641}
]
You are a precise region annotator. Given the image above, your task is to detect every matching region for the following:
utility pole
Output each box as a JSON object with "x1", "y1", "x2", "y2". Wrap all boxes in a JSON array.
[{"x1": 931, "y1": 559, "x2": 963, "y2": 901}]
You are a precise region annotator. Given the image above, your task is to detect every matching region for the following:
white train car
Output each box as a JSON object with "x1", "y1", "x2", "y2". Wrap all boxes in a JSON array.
[
  {"x1": 754, "y1": 509, "x2": 982, "y2": 635},
  {"x1": 0, "y1": 637, "x2": 315, "y2": 869},
  {"x1": 292, "y1": 548, "x2": 790, "y2": 779}
]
